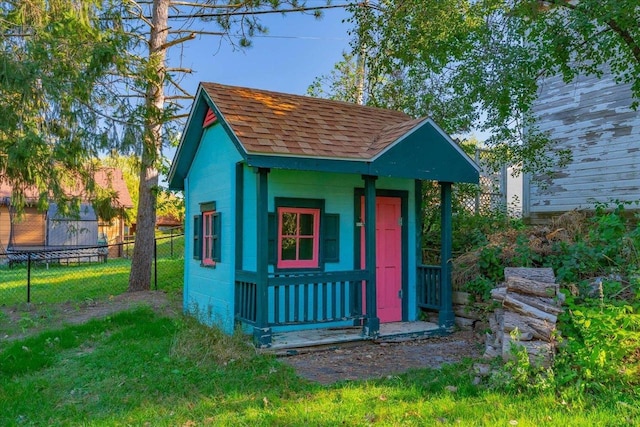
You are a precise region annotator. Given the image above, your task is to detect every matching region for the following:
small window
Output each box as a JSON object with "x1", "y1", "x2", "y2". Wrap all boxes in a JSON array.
[
  {"x1": 277, "y1": 207, "x2": 319, "y2": 269},
  {"x1": 202, "y1": 210, "x2": 221, "y2": 266},
  {"x1": 193, "y1": 215, "x2": 202, "y2": 260}
]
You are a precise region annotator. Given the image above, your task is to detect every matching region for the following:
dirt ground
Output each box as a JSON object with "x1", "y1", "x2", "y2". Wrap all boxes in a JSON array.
[
  {"x1": 280, "y1": 331, "x2": 483, "y2": 384},
  {"x1": 1, "y1": 291, "x2": 483, "y2": 384},
  {"x1": 0, "y1": 291, "x2": 180, "y2": 342}
]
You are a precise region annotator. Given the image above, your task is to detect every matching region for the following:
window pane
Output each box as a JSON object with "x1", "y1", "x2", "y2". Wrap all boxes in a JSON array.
[
  {"x1": 204, "y1": 239, "x2": 211, "y2": 258},
  {"x1": 299, "y1": 213, "x2": 314, "y2": 236},
  {"x1": 204, "y1": 213, "x2": 212, "y2": 235},
  {"x1": 281, "y1": 212, "x2": 297, "y2": 236},
  {"x1": 299, "y1": 238, "x2": 314, "y2": 260},
  {"x1": 281, "y1": 237, "x2": 297, "y2": 260}
]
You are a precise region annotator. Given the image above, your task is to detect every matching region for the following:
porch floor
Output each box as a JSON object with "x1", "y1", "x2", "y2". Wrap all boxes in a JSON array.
[{"x1": 266, "y1": 321, "x2": 442, "y2": 353}]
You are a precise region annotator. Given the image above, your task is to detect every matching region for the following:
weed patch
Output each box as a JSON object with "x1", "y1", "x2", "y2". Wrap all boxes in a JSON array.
[{"x1": 170, "y1": 315, "x2": 257, "y2": 368}]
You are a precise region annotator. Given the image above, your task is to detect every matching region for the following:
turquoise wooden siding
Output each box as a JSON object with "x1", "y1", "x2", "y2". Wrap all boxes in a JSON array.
[
  {"x1": 240, "y1": 170, "x2": 419, "y2": 331},
  {"x1": 184, "y1": 132, "x2": 419, "y2": 333},
  {"x1": 184, "y1": 123, "x2": 243, "y2": 332}
]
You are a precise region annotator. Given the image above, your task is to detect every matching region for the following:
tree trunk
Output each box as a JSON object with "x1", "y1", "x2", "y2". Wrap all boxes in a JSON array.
[{"x1": 128, "y1": 0, "x2": 169, "y2": 292}]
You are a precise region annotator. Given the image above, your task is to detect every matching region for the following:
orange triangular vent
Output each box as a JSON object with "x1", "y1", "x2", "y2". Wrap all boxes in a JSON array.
[{"x1": 203, "y1": 108, "x2": 217, "y2": 128}]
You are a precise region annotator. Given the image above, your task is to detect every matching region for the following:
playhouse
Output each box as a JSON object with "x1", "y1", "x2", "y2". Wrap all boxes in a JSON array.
[{"x1": 168, "y1": 82, "x2": 479, "y2": 347}]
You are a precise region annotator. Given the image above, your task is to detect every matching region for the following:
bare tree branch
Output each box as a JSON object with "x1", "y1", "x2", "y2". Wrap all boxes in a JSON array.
[
  {"x1": 160, "y1": 32, "x2": 196, "y2": 50},
  {"x1": 169, "y1": 1, "x2": 246, "y2": 8},
  {"x1": 120, "y1": 4, "x2": 352, "y2": 20}
]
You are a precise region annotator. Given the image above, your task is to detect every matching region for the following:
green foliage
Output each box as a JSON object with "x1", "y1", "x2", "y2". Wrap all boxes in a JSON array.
[
  {"x1": 320, "y1": 0, "x2": 640, "y2": 174},
  {"x1": 307, "y1": 52, "x2": 364, "y2": 103},
  {"x1": 455, "y1": 201, "x2": 640, "y2": 401},
  {"x1": 555, "y1": 296, "x2": 640, "y2": 400},
  {"x1": 547, "y1": 201, "x2": 640, "y2": 286},
  {"x1": 100, "y1": 154, "x2": 140, "y2": 217},
  {"x1": 490, "y1": 338, "x2": 556, "y2": 395},
  {"x1": 156, "y1": 189, "x2": 185, "y2": 225},
  {"x1": 0, "y1": 0, "x2": 132, "y2": 213},
  {"x1": 478, "y1": 246, "x2": 503, "y2": 282},
  {"x1": 463, "y1": 276, "x2": 494, "y2": 302},
  {"x1": 512, "y1": 233, "x2": 542, "y2": 267},
  {"x1": 461, "y1": 244, "x2": 506, "y2": 300},
  {"x1": 451, "y1": 206, "x2": 523, "y2": 255}
]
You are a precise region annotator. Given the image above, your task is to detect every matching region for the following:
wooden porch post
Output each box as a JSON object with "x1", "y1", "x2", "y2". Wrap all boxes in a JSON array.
[
  {"x1": 438, "y1": 181, "x2": 455, "y2": 330},
  {"x1": 235, "y1": 162, "x2": 244, "y2": 271},
  {"x1": 363, "y1": 175, "x2": 380, "y2": 337},
  {"x1": 254, "y1": 167, "x2": 272, "y2": 347},
  {"x1": 415, "y1": 179, "x2": 423, "y2": 265}
]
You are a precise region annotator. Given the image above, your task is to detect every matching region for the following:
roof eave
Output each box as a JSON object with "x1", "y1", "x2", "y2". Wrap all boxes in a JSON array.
[
  {"x1": 169, "y1": 85, "x2": 251, "y2": 191},
  {"x1": 244, "y1": 152, "x2": 371, "y2": 175},
  {"x1": 168, "y1": 85, "x2": 208, "y2": 191}
]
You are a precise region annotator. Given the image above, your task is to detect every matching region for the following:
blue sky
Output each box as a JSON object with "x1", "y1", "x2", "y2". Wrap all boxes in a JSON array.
[
  {"x1": 172, "y1": 6, "x2": 353, "y2": 97},
  {"x1": 161, "y1": 7, "x2": 353, "y2": 182}
]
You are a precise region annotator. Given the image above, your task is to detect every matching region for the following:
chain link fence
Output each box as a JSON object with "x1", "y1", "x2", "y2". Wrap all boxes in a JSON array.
[{"x1": 0, "y1": 231, "x2": 184, "y2": 305}]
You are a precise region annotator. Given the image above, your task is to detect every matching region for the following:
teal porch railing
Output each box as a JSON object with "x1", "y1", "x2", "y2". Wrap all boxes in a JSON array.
[
  {"x1": 236, "y1": 266, "x2": 442, "y2": 327},
  {"x1": 235, "y1": 270, "x2": 258, "y2": 324},
  {"x1": 417, "y1": 264, "x2": 441, "y2": 310},
  {"x1": 235, "y1": 270, "x2": 368, "y2": 326}
]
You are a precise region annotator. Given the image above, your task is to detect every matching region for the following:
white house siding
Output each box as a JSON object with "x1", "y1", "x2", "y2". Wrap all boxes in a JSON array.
[{"x1": 524, "y1": 70, "x2": 640, "y2": 223}]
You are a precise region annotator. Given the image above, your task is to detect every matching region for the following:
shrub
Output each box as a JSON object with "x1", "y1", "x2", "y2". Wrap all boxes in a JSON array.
[
  {"x1": 453, "y1": 200, "x2": 640, "y2": 400},
  {"x1": 555, "y1": 295, "x2": 640, "y2": 399},
  {"x1": 547, "y1": 201, "x2": 640, "y2": 287}
]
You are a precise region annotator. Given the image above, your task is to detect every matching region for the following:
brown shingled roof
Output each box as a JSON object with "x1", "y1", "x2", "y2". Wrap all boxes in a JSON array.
[
  {"x1": 201, "y1": 82, "x2": 423, "y2": 160},
  {"x1": 94, "y1": 168, "x2": 134, "y2": 209},
  {"x1": 0, "y1": 167, "x2": 133, "y2": 209}
]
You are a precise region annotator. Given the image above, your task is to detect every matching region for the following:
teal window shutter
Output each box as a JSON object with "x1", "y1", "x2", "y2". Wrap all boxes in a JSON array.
[
  {"x1": 193, "y1": 215, "x2": 202, "y2": 260},
  {"x1": 323, "y1": 213, "x2": 339, "y2": 263},
  {"x1": 268, "y1": 212, "x2": 276, "y2": 264},
  {"x1": 212, "y1": 212, "x2": 221, "y2": 262}
]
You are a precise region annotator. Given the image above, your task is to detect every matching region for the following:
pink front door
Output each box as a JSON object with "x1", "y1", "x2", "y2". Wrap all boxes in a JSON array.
[{"x1": 361, "y1": 196, "x2": 403, "y2": 323}]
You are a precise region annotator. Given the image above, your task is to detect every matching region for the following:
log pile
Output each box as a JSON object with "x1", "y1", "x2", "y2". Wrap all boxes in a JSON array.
[{"x1": 484, "y1": 267, "x2": 564, "y2": 367}]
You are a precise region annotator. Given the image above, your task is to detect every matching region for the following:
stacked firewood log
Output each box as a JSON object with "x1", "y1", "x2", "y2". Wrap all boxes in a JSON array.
[{"x1": 484, "y1": 267, "x2": 564, "y2": 367}]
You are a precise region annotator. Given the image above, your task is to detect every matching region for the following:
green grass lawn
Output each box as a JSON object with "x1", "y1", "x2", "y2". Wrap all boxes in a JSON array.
[
  {"x1": 1, "y1": 308, "x2": 638, "y2": 426},
  {"x1": 0, "y1": 259, "x2": 133, "y2": 305},
  {"x1": 0, "y1": 249, "x2": 183, "y2": 305}
]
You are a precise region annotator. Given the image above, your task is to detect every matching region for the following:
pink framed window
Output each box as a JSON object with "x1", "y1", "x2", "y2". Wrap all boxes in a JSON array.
[
  {"x1": 277, "y1": 207, "x2": 320, "y2": 269},
  {"x1": 202, "y1": 210, "x2": 216, "y2": 266}
]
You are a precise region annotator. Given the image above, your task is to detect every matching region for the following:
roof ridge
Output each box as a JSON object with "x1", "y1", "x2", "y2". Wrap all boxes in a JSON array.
[{"x1": 200, "y1": 82, "x2": 411, "y2": 119}]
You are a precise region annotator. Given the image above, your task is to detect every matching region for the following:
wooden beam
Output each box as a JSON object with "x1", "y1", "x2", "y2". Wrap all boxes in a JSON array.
[
  {"x1": 438, "y1": 182, "x2": 454, "y2": 330},
  {"x1": 235, "y1": 162, "x2": 244, "y2": 271},
  {"x1": 363, "y1": 175, "x2": 380, "y2": 337},
  {"x1": 254, "y1": 167, "x2": 271, "y2": 347}
]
